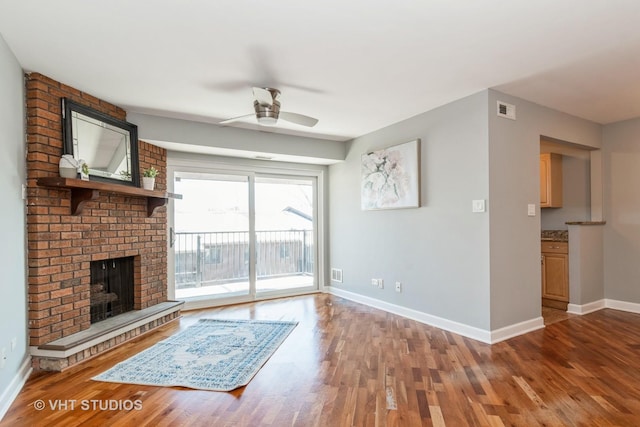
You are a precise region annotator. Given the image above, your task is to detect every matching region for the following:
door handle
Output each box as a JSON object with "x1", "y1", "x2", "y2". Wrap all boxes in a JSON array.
[{"x1": 169, "y1": 227, "x2": 175, "y2": 248}]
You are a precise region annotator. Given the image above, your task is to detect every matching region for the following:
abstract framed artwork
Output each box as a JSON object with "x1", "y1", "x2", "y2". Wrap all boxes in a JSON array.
[{"x1": 361, "y1": 139, "x2": 420, "y2": 210}]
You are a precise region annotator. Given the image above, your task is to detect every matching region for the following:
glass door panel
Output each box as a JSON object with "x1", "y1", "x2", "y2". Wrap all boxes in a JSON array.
[
  {"x1": 254, "y1": 176, "x2": 316, "y2": 295},
  {"x1": 173, "y1": 172, "x2": 251, "y2": 300}
]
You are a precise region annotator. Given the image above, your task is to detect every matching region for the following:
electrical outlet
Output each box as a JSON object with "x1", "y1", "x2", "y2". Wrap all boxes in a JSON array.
[
  {"x1": 472, "y1": 199, "x2": 486, "y2": 213},
  {"x1": 371, "y1": 278, "x2": 378, "y2": 286},
  {"x1": 11, "y1": 337, "x2": 17, "y2": 351},
  {"x1": 378, "y1": 279, "x2": 384, "y2": 289},
  {"x1": 395, "y1": 281, "x2": 402, "y2": 292}
]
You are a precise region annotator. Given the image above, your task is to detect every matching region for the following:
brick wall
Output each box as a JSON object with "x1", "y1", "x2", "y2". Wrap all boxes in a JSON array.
[{"x1": 26, "y1": 73, "x2": 168, "y2": 347}]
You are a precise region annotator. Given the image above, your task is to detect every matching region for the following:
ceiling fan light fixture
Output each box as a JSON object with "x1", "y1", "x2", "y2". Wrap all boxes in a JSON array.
[{"x1": 257, "y1": 116, "x2": 277, "y2": 125}]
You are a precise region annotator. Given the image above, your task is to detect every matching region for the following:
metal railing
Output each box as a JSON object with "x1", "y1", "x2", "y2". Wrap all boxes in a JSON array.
[{"x1": 174, "y1": 230, "x2": 314, "y2": 289}]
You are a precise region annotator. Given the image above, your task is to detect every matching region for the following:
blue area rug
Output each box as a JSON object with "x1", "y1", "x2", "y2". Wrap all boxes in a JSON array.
[{"x1": 92, "y1": 319, "x2": 297, "y2": 391}]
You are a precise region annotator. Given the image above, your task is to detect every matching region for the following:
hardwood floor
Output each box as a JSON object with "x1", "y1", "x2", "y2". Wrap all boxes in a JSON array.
[
  {"x1": 3, "y1": 294, "x2": 640, "y2": 426},
  {"x1": 541, "y1": 306, "x2": 576, "y2": 325}
]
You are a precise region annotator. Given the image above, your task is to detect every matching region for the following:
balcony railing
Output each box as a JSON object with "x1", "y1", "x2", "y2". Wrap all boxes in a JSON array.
[{"x1": 174, "y1": 230, "x2": 314, "y2": 289}]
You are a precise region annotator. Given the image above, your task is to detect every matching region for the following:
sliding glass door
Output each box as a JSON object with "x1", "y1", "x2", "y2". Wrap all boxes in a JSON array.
[
  {"x1": 170, "y1": 169, "x2": 317, "y2": 303},
  {"x1": 172, "y1": 172, "x2": 252, "y2": 300},
  {"x1": 255, "y1": 175, "x2": 315, "y2": 295}
]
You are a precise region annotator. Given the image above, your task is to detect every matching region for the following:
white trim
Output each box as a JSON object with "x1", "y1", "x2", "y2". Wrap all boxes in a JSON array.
[
  {"x1": 605, "y1": 299, "x2": 640, "y2": 314},
  {"x1": 181, "y1": 289, "x2": 321, "y2": 312},
  {"x1": 490, "y1": 317, "x2": 544, "y2": 343},
  {"x1": 0, "y1": 356, "x2": 32, "y2": 422},
  {"x1": 567, "y1": 299, "x2": 606, "y2": 315},
  {"x1": 328, "y1": 287, "x2": 493, "y2": 343},
  {"x1": 327, "y1": 287, "x2": 544, "y2": 344},
  {"x1": 560, "y1": 298, "x2": 640, "y2": 316}
]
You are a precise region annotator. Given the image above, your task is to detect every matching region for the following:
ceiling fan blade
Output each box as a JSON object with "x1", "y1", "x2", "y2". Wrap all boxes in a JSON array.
[
  {"x1": 219, "y1": 113, "x2": 256, "y2": 125},
  {"x1": 253, "y1": 87, "x2": 273, "y2": 107},
  {"x1": 279, "y1": 111, "x2": 319, "y2": 127}
]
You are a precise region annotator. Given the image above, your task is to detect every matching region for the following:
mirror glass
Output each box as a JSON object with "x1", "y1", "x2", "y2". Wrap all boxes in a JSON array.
[{"x1": 62, "y1": 98, "x2": 140, "y2": 187}]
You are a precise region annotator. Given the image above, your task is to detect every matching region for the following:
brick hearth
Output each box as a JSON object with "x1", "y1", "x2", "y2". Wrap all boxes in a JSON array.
[{"x1": 25, "y1": 73, "x2": 179, "y2": 370}]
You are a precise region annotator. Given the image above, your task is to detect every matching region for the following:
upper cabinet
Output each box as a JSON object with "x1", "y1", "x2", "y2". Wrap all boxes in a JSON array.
[{"x1": 540, "y1": 153, "x2": 563, "y2": 208}]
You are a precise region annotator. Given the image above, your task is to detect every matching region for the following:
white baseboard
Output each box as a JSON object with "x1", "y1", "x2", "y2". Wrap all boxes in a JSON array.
[
  {"x1": 567, "y1": 299, "x2": 606, "y2": 315},
  {"x1": 327, "y1": 287, "x2": 542, "y2": 344},
  {"x1": 490, "y1": 317, "x2": 545, "y2": 343},
  {"x1": 605, "y1": 299, "x2": 640, "y2": 314},
  {"x1": 567, "y1": 299, "x2": 640, "y2": 315},
  {"x1": 0, "y1": 356, "x2": 32, "y2": 422}
]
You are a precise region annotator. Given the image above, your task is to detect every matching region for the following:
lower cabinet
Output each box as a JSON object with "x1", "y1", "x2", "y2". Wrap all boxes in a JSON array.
[{"x1": 541, "y1": 241, "x2": 569, "y2": 310}]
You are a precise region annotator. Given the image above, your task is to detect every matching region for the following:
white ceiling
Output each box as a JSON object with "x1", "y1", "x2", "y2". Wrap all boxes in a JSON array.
[{"x1": 1, "y1": 1, "x2": 640, "y2": 143}]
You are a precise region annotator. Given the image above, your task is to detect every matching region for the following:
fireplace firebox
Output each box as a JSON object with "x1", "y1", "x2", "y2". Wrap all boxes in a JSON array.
[{"x1": 90, "y1": 256, "x2": 135, "y2": 323}]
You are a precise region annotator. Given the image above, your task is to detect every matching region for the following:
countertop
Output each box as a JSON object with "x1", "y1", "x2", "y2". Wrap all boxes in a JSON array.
[
  {"x1": 566, "y1": 221, "x2": 606, "y2": 226},
  {"x1": 541, "y1": 230, "x2": 568, "y2": 242}
]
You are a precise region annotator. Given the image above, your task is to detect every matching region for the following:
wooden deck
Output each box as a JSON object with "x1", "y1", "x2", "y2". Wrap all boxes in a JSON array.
[{"x1": 3, "y1": 293, "x2": 640, "y2": 426}]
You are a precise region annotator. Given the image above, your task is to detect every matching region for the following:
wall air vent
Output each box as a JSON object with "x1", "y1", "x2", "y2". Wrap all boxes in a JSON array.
[
  {"x1": 331, "y1": 268, "x2": 343, "y2": 283},
  {"x1": 497, "y1": 101, "x2": 516, "y2": 120}
]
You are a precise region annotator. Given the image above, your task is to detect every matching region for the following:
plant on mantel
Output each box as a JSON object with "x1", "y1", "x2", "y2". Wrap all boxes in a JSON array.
[
  {"x1": 142, "y1": 166, "x2": 159, "y2": 191},
  {"x1": 143, "y1": 166, "x2": 159, "y2": 178}
]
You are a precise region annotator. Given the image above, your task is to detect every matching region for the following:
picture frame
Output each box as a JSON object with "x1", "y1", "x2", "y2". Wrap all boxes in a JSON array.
[{"x1": 361, "y1": 139, "x2": 420, "y2": 210}]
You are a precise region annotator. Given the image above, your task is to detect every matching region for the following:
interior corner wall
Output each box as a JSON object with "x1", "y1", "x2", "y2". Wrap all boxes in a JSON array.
[
  {"x1": 0, "y1": 33, "x2": 29, "y2": 415},
  {"x1": 487, "y1": 89, "x2": 601, "y2": 329},
  {"x1": 602, "y1": 118, "x2": 640, "y2": 303},
  {"x1": 328, "y1": 91, "x2": 492, "y2": 331}
]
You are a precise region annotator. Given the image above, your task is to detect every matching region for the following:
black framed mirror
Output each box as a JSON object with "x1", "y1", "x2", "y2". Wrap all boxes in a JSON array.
[{"x1": 62, "y1": 98, "x2": 140, "y2": 187}]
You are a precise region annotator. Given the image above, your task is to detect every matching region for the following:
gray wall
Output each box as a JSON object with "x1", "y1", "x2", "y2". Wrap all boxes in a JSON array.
[
  {"x1": 329, "y1": 91, "x2": 492, "y2": 330},
  {"x1": 540, "y1": 154, "x2": 591, "y2": 230},
  {"x1": 603, "y1": 118, "x2": 640, "y2": 303},
  {"x1": 568, "y1": 225, "x2": 604, "y2": 305},
  {"x1": 487, "y1": 89, "x2": 601, "y2": 329},
  {"x1": 0, "y1": 34, "x2": 28, "y2": 412},
  {"x1": 329, "y1": 89, "x2": 603, "y2": 333}
]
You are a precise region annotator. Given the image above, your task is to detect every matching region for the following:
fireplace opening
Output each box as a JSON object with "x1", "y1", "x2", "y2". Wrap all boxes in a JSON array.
[{"x1": 90, "y1": 256, "x2": 135, "y2": 323}]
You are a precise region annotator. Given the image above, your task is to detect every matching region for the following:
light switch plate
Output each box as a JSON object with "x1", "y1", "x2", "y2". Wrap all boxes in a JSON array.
[
  {"x1": 527, "y1": 204, "x2": 536, "y2": 216},
  {"x1": 472, "y1": 200, "x2": 486, "y2": 213}
]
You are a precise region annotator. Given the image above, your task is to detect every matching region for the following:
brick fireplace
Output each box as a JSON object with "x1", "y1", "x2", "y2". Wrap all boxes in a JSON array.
[{"x1": 26, "y1": 73, "x2": 181, "y2": 370}]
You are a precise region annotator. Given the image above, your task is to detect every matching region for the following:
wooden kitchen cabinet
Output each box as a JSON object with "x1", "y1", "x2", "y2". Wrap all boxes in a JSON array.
[
  {"x1": 541, "y1": 241, "x2": 569, "y2": 310},
  {"x1": 540, "y1": 153, "x2": 563, "y2": 208}
]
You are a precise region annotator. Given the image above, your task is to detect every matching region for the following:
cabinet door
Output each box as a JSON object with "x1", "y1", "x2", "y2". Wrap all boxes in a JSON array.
[
  {"x1": 542, "y1": 253, "x2": 569, "y2": 301},
  {"x1": 540, "y1": 153, "x2": 562, "y2": 208},
  {"x1": 540, "y1": 156, "x2": 549, "y2": 206}
]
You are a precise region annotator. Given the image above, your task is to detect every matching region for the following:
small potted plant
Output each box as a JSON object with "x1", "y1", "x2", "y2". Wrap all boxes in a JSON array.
[
  {"x1": 142, "y1": 166, "x2": 158, "y2": 190},
  {"x1": 80, "y1": 161, "x2": 90, "y2": 181}
]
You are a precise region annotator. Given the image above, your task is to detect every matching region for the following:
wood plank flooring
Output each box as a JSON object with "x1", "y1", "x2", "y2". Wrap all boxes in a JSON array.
[{"x1": 3, "y1": 293, "x2": 640, "y2": 426}]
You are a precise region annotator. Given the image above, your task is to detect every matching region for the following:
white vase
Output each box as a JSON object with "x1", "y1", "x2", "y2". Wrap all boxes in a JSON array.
[
  {"x1": 142, "y1": 177, "x2": 156, "y2": 190},
  {"x1": 59, "y1": 155, "x2": 78, "y2": 178}
]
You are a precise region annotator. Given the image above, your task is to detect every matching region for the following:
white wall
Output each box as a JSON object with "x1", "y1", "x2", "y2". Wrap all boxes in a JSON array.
[
  {"x1": 603, "y1": 118, "x2": 640, "y2": 303},
  {"x1": 329, "y1": 91, "x2": 492, "y2": 331},
  {"x1": 0, "y1": 33, "x2": 29, "y2": 419},
  {"x1": 487, "y1": 89, "x2": 601, "y2": 329}
]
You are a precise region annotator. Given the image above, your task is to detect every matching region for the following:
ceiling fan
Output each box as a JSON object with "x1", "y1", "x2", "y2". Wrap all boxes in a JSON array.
[{"x1": 220, "y1": 87, "x2": 319, "y2": 127}]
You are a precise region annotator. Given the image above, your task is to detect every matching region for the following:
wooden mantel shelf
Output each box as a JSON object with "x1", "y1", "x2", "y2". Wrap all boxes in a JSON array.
[{"x1": 36, "y1": 177, "x2": 182, "y2": 217}]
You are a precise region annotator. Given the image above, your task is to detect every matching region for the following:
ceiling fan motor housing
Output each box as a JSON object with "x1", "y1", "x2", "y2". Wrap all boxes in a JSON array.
[{"x1": 254, "y1": 99, "x2": 280, "y2": 123}]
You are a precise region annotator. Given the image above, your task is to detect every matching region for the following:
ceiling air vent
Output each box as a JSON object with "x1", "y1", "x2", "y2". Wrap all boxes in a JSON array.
[{"x1": 497, "y1": 101, "x2": 516, "y2": 120}]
